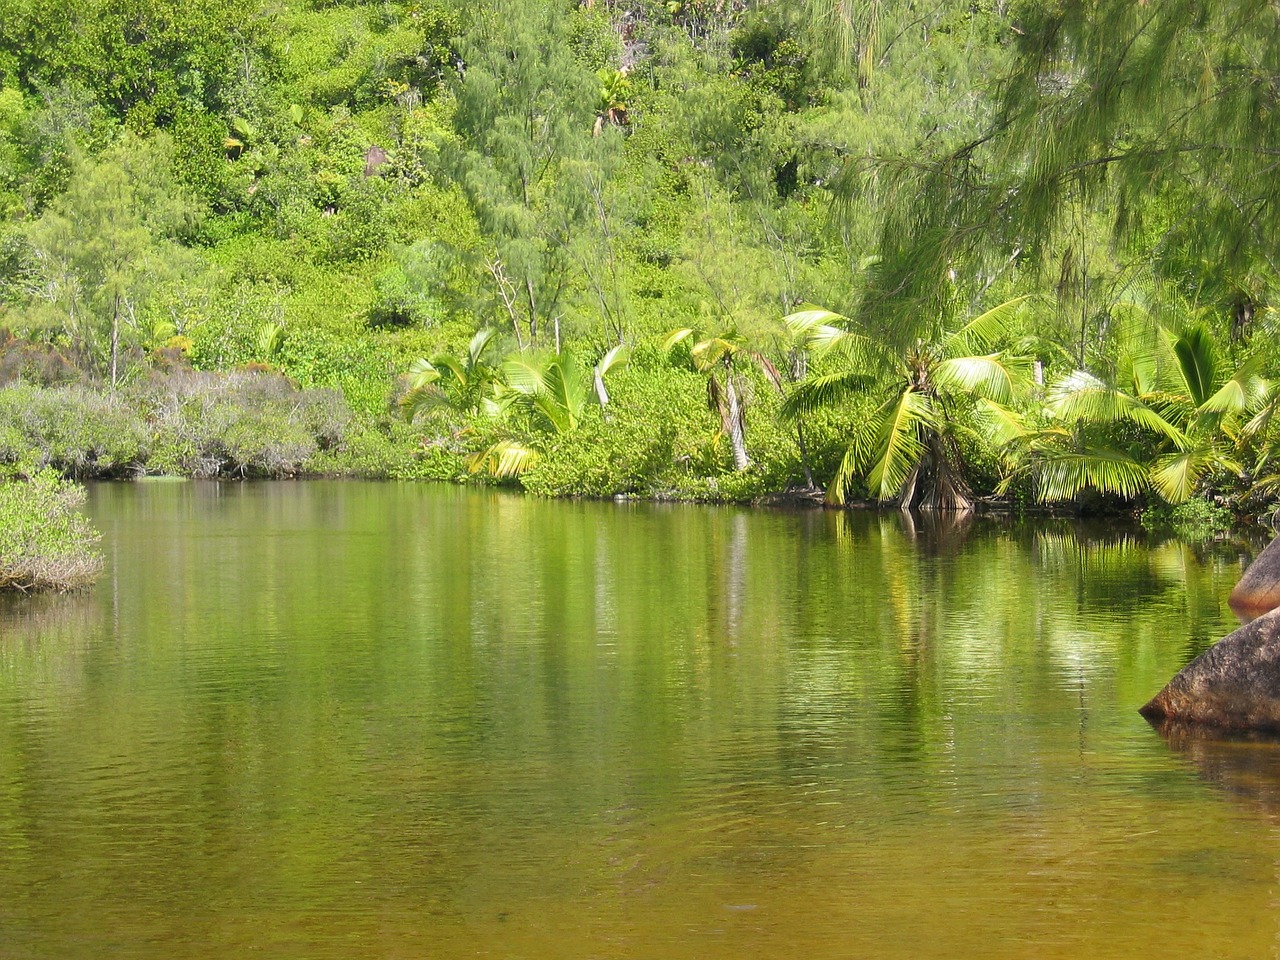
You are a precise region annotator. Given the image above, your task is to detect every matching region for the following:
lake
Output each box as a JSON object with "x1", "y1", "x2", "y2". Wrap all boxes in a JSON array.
[{"x1": 0, "y1": 482, "x2": 1276, "y2": 958}]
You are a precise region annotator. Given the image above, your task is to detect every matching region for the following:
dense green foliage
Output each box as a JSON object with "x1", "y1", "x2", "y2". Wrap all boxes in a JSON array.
[
  {"x1": 2, "y1": 0, "x2": 1280, "y2": 519},
  {"x1": 0, "y1": 469, "x2": 101, "y2": 591}
]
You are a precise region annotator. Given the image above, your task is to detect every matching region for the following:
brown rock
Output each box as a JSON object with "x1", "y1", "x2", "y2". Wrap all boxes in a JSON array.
[
  {"x1": 1229, "y1": 535, "x2": 1280, "y2": 619},
  {"x1": 1140, "y1": 606, "x2": 1280, "y2": 731}
]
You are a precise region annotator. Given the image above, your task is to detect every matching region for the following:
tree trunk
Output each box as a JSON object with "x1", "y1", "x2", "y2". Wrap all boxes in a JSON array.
[
  {"x1": 919, "y1": 433, "x2": 973, "y2": 512},
  {"x1": 110, "y1": 292, "x2": 120, "y2": 388},
  {"x1": 525, "y1": 278, "x2": 538, "y2": 345},
  {"x1": 796, "y1": 417, "x2": 816, "y2": 489},
  {"x1": 789, "y1": 348, "x2": 816, "y2": 488},
  {"x1": 725, "y1": 373, "x2": 751, "y2": 471}
]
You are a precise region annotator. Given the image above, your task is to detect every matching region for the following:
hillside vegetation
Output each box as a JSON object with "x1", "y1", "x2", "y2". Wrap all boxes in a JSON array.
[{"x1": 1, "y1": 0, "x2": 1278, "y2": 523}]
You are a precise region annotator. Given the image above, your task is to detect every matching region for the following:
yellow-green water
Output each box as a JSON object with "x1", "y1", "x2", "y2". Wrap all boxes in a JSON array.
[{"x1": 0, "y1": 482, "x2": 1277, "y2": 958}]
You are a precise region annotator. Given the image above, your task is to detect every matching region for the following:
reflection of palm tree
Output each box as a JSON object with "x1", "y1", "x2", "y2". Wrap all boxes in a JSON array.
[{"x1": 782, "y1": 297, "x2": 1032, "y2": 510}]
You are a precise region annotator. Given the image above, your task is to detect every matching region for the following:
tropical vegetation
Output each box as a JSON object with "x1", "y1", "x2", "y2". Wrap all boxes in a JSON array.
[
  {"x1": 2, "y1": 0, "x2": 1280, "y2": 523},
  {"x1": 0, "y1": 469, "x2": 102, "y2": 591}
]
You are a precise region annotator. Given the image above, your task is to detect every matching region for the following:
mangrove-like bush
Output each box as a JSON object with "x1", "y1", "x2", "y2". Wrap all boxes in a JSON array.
[{"x1": 0, "y1": 471, "x2": 103, "y2": 592}]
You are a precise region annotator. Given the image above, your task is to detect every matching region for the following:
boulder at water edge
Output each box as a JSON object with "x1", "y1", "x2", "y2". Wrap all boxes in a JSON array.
[
  {"x1": 1141, "y1": 606, "x2": 1280, "y2": 731},
  {"x1": 1229, "y1": 535, "x2": 1280, "y2": 618}
]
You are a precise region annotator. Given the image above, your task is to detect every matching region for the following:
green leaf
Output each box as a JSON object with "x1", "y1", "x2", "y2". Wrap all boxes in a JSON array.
[
  {"x1": 933, "y1": 353, "x2": 1027, "y2": 404},
  {"x1": 865, "y1": 389, "x2": 934, "y2": 502},
  {"x1": 1150, "y1": 447, "x2": 1237, "y2": 504},
  {"x1": 1171, "y1": 325, "x2": 1217, "y2": 407},
  {"x1": 945, "y1": 295, "x2": 1032, "y2": 353},
  {"x1": 1031, "y1": 446, "x2": 1150, "y2": 502},
  {"x1": 780, "y1": 370, "x2": 875, "y2": 421}
]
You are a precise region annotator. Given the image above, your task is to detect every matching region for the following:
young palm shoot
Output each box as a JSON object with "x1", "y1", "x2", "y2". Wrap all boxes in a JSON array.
[
  {"x1": 471, "y1": 344, "x2": 629, "y2": 478},
  {"x1": 400, "y1": 328, "x2": 501, "y2": 422}
]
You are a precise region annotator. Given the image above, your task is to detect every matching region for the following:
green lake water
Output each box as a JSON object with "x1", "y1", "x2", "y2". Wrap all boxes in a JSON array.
[{"x1": 1, "y1": 481, "x2": 1278, "y2": 958}]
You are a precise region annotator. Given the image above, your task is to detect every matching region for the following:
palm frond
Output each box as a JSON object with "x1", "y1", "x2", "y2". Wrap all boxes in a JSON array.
[
  {"x1": 866, "y1": 389, "x2": 934, "y2": 502},
  {"x1": 1243, "y1": 383, "x2": 1280, "y2": 439},
  {"x1": 595, "y1": 343, "x2": 629, "y2": 378},
  {"x1": 663, "y1": 328, "x2": 696, "y2": 352},
  {"x1": 1151, "y1": 446, "x2": 1238, "y2": 504},
  {"x1": 971, "y1": 399, "x2": 1029, "y2": 447},
  {"x1": 400, "y1": 383, "x2": 450, "y2": 422},
  {"x1": 946, "y1": 295, "x2": 1032, "y2": 353},
  {"x1": 1198, "y1": 356, "x2": 1267, "y2": 417},
  {"x1": 501, "y1": 355, "x2": 552, "y2": 395},
  {"x1": 825, "y1": 443, "x2": 861, "y2": 505},
  {"x1": 1170, "y1": 324, "x2": 1217, "y2": 407},
  {"x1": 466, "y1": 327, "x2": 499, "y2": 368},
  {"x1": 406, "y1": 358, "x2": 441, "y2": 389},
  {"x1": 592, "y1": 344, "x2": 628, "y2": 407},
  {"x1": 1030, "y1": 445, "x2": 1150, "y2": 502},
  {"x1": 430, "y1": 354, "x2": 467, "y2": 387},
  {"x1": 468, "y1": 439, "x2": 540, "y2": 478},
  {"x1": 1047, "y1": 370, "x2": 1186, "y2": 446},
  {"x1": 779, "y1": 370, "x2": 875, "y2": 421},
  {"x1": 783, "y1": 306, "x2": 850, "y2": 336},
  {"x1": 933, "y1": 353, "x2": 1030, "y2": 404}
]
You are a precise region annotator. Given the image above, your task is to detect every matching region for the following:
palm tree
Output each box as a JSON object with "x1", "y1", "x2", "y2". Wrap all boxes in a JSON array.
[
  {"x1": 663, "y1": 325, "x2": 782, "y2": 472},
  {"x1": 472, "y1": 344, "x2": 628, "y2": 478},
  {"x1": 498, "y1": 345, "x2": 627, "y2": 435},
  {"x1": 400, "y1": 328, "x2": 502, "y2": 422},
  {"x1": 1003, "y1": 307, "x2": 1268, "y2": 504},
  {"x1": 781, "y1": 296, "x2": 1033, "y2": 511}
]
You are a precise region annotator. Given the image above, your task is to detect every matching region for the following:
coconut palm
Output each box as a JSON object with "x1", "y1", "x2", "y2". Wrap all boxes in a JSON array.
[
  {"x1": 663, "y1": 325, "x2": 782, "y2": 472},
  {"x1": 781, "y1": 296, "x2": 1034, "y2": 510}
]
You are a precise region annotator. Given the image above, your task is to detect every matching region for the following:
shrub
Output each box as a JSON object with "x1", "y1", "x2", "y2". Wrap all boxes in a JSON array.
[
  {"x1": 520, "y1": 356, "x2": 723, "y2": 498},
  {"x1": 1140, "y1": 497, "x2": 1234, "y2": 540},
  {"x1": 0, "y1": 469, "x2": 102, "y2": 592},
  {"x1": 137, "y1": 370, "x2": 352, "y2": 478},
  {"x1": 0, "y1": 382, "x2": 147, "y2": 477},
  {"x1": 0, "y1": 372, "x2": 358, "y2": 479}
]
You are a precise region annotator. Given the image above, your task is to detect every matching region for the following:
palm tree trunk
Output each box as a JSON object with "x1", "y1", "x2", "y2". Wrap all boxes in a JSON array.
[
  {"x1": 593, "y1": 367, "x2": 610, "y2": 407},
  {"x1": 920, "y1": 433, "x2": 973, "y2": 512},
  {"x1": 725, "y1": 373, "x2": 751, "y2": 471}
]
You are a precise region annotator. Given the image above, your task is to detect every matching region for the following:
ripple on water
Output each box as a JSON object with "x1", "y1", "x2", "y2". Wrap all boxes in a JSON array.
[{"x1": 0, "y1": 483, "x2": 1270, "y2": 959}]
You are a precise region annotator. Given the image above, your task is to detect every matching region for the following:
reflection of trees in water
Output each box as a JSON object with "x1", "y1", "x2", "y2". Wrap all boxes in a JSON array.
[
  {"x1": 0, "y1": 594, "x2": 101, "y2": 685},
  {"x1": 0, "y1": 487, "x2": 1259, "y2": 933},
  {"x1": 722, "y1": 512, "x2": 748, "y2": 645}
]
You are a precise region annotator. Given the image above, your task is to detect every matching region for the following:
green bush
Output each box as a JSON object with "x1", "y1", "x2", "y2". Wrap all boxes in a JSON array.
[
  {"x1": 0, "y1": 469, "x2": 102, "y2": 592},
  {"x1": 0, "y1": 372, "x2": 361, "y2": 480},
  {"x1": 1140, "y1": 497, "x2": 1234, "y2": 540},
  {"x1": 0, "y1": 382, "x2": 148, "y2": 477},
  {"x1": 304, "y1": 416, "x2": 465, "y2": 480},
  {"x1": 521, "y1": 356, "x2": 727, "y2": 498}
]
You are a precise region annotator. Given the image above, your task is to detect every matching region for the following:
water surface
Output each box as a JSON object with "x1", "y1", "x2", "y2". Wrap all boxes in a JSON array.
[{"x1": 1, "y1": 482, "x2": 1276, "y2": 958}]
